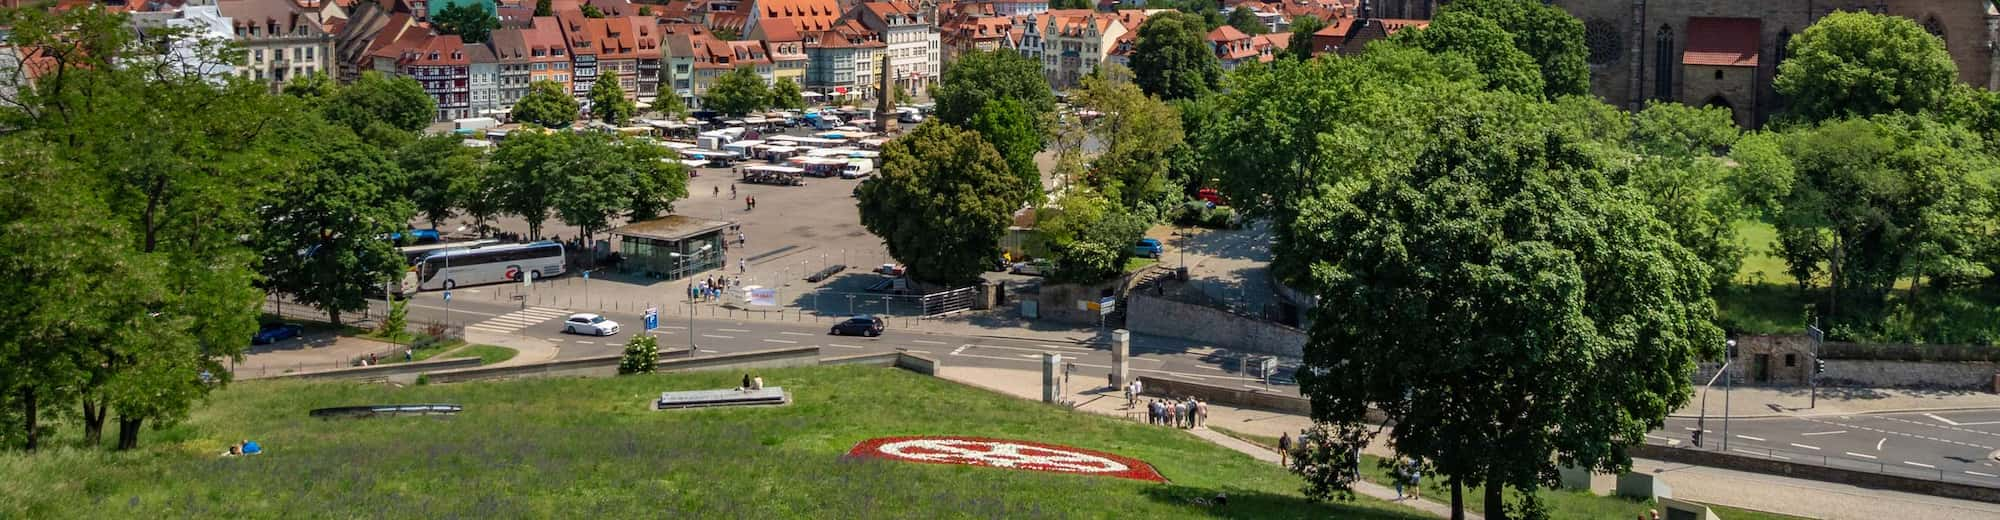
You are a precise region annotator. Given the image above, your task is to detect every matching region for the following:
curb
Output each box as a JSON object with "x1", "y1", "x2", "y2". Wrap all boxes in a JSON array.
[{"x1": 1667, "y1": 404, "x2": 2000, "y2": 420}]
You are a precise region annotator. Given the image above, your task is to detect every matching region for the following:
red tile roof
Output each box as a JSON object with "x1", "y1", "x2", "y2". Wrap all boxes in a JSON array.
[
  {"x1": 755, "y1": 0, "x2": 841, "y2": 33},
  {"x1": 1683, "y1": 17, "x2": 1761, "y2": 67},
  {"x1": 1207, "y1": 25, "x2": 1249, "y2": 43}
]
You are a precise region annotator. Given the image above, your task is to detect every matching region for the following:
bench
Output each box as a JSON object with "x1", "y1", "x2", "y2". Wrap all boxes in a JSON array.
[{"x1": 655, "y1": 387, "x2": 789, "y2": 410}]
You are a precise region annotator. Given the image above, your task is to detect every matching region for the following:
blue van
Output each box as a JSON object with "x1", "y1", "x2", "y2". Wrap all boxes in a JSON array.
[{"x1": 1133, "y1": 238, "x2": 1163, "y2": 258}]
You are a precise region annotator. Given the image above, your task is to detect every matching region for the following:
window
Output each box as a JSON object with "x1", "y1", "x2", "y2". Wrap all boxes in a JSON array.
[
  {"x1": 1713, "y1": 69, "x2": 1723, "y2": 80},
  {"x1": 254, "y1": 49, "x2": 264, "y2": 63},
  {"x1": 1652, "y1": 25, "x2": 1674, "y2": 101},
  {"x1": 293, "y1": 47, "x2": 301, "y2": 61},
  {"x1": 306, "y1": 46, "x2": 315, "y2": 60},
  {"x1": 1784, "y1": 354, "x2": 1797, "y2": 367}
]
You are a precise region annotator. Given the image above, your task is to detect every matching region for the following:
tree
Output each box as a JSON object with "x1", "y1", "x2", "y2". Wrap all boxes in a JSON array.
[
  {"x1": 489, "y1": 130, "x2": 572, "y2": 240},
  {"x1": 1225, "y1": 7, "x2": 1267, "y2": 35},
  {"x1": 589, "y1": 73, "x2": 636, "y2": 125},
  {"x1": 1617, "y1": 102, "x2": 1764, "y2": 290},
  {"x1": 652, "y1": 89, "x2": 688, "y2": 118},
  {"x1": 397, "y1": 133, "x2": 483, "y2": 228},
  {"x1": 1292, "y1": 99, "x2": 1723, "y2": 520},
  {"x1": 553, "y1": 134, "x2": 689, "y2": 245},
  {"x1": 637, "y1": 5, "x2": 652, "y2": 16},
  {"x1": 535, "y1": 0, "x2": 551, "y2": 16},
  {"x1": 1036, "y1": 190, "x2": 1148, "y2": 282},
  {"x1": 613, "y1": 136, "x2": 691, "y2": 221},
  {"x1": 702, "y1": 67, "x2": 769, "y2": 116},
  {"x1": 932, "y1": 49, "x2": 1055, "y2": 127},
  {"x1": 1050, "y1": 0, "x2": 1090, "y2": 9},
  {"x1": 379, "y1": 298, "x2": 410, "y2": 340},
  {"x1": 512, "y1": 79, "x2": 579, "y2": 128},
  {"x1": 323, "y1": 71, "x2": 436, "y2": 140},
  {"x1": 1284, "y1": 15, "x2": 1325, "y2": 61},
  {"x1": 1070, "y1": 69, "x2": 1184, "y2": 208},
  {"x1": 580, "y1": 3, "x2": 605, "y2": 18},
  {"x1": 1438, "y1": 0, "x2": 1590, "y2": 99},
  {"x1": 619, "y1": 334, "x2": 659, "y2": 374},
  {"x1": 964, "y1": 98, "x2": 1045, "y2": 205},
  {"x1": 1394, "y1": 11, "x2": 1544, "y2": 97},
  {"x1": 857, "y1": 123, "x2": 1029, "y2": 285},
  {"x1": 1774, "y1": 12, "x2": 1958, "y2": 123},
  {"x1": 257, "y1": 124, "x2": 413, "y2": 326},
  {"x1": 282, "y1": 71, "x2": 337, "y2": 100},
  {"x1": 432, "y1": 1, "x2": 501, "y2": 44},
  {"x1": 768, "y1": 77, "x2": 806, "y2": 110},
  {"x1": 1130, "y1": 11, "x2": 1222, "y2": 101}
]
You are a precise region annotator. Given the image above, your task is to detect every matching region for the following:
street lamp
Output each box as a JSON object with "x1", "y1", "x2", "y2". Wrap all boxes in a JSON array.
[
  {"x1": 671, "y1": 243, "x2": 714, "y2": 352},
  {"x1": 1696, "y1": 339, "x2": 1737, "y2": 450}
]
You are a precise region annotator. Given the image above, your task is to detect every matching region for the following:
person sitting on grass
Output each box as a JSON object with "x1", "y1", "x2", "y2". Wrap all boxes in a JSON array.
[
  {"x1": 241, "y1": 439, "x2": 262, "y2": 455},
  {"x1": 741, "y1": 373, "x2": 752, "y2": 391}
]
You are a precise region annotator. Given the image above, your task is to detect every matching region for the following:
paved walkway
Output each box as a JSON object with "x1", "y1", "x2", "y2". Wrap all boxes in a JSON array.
[
  {"x1": 464, "y1": 330, "x2": 561, "y2": 368},
  {"x1": 1672, "y1": 386, "x2": 2000, "y2": 418},
  {"x1": 936, "y1": 365, "x2": 2000, "y2": 520}
]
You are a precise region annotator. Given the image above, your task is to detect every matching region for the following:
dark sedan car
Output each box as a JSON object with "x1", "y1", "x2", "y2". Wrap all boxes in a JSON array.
[
  {"x1": 830, "y1": 315, "x2": 885, "y2": 337},
  {"x1": 252, "y1": 323, "x2": 304, "y2": 345}
]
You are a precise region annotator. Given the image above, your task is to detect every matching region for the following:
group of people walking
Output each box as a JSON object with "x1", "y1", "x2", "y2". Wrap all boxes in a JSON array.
[
  {"x1": 1146, "y1": 396, "x2": 1207, "y2": 429},
  {"x1": 689, "y1": 275, "x2": 737, "y2": 302}
]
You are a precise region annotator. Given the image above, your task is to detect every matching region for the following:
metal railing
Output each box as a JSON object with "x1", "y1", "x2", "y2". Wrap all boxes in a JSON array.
[{"x1": 1644, "y1": 437, "x2": 2000, "y2": 488}]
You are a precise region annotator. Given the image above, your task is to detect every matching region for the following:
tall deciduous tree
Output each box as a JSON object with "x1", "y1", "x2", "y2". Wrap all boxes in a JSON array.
[
  {"x1": 552, "y1": 135, "x2": 689, "y2": 245},
  {"x1": 512, "y1": 79, "x2": 580, "y2": 128},
  {"x1": 1616, "y1": 102, "x2": 1765, "y2": 290},
  {"x1": 702, "y1": 67, "x2": 769, "y2": 116},
  {"x1": 323, "y1": 71, "x2": 437, "y2": 140},
  {"x1": 1293, "y1": 99, "x2": 1723, "y2": 520},
  {"x1": 432, "y1": 2, "x2": 501, "y2": 44},
  {"x1": 1393, "y1": 11, "x2": 1544, "y2": 97},
  {"x1": 257, "y1": 124, "x2": 413, "y2": 326},
  {"x1": 1438, "y1": 0, "x2": 1590, "y2": 99},
  {"x1": 857, "y1": 123, "x2": 1029, "y2": 285},
  {"x1": 768, "y1": 77, "x2": 806, "y2": 110},
  {"x1": 589, "y1": 72, "x2": 636, "y2": 125},
  {"x1": 1130, "y1": 11, "x2": 1222, "y2": 101},
  {"x1": 932, "y1": 49, "x2": 1055, "y2": 126},
  {"x1": 964, "y1": 98, "x2": 1045, "y2": 205},
  {"x1": 488, "y1": 129, "x2": 571, "y2": 239},
  {"x1": 1284, "y1": 15, "x2": 1325, "y2": 61},
  {"x1": 1774, "y1": 11, "x2": 1957, "y2": 123},
  {"x1": 1225, "y1": 7, "x2": 1266, "y2": 35},
  {"x1": 397, "y1": 133, "x2": 484, "y2": 228},
  {"x1": 1069, "y1": 69, "x2": 1184, "y2": 208}
]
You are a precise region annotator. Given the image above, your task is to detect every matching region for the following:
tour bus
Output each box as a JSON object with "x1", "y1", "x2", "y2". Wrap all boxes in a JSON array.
[
  {"x1": 395, "y1": 239, "x2": 501, "y2": 265},
  {"x1": 404, "y1": 241, "x2": 567, "y2": 292}
]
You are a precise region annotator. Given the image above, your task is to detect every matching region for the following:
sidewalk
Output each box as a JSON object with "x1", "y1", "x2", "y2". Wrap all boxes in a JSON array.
[
  {"x1": 935, "y1": 365, "x2": 2000, "y2": 520},
  {"x1": 464, "y1": 330, "x2": 561, "y2": 367},
  {"x1": 1671, "y1": 386, "x2": 2000, "y2": 419}
]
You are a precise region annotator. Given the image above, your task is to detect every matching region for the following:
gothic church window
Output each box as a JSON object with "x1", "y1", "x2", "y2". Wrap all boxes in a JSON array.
[{"x1": 1653, "y1": 25, "x2": 1673, "y2": 101}]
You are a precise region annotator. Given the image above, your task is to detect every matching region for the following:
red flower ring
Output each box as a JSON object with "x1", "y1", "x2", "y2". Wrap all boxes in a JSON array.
[{"x1": 846, "y1": 436, "x2": 1166, "y2": 482}]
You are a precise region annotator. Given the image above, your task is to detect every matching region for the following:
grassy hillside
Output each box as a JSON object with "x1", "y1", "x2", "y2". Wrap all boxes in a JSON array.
[{"x1": 0, "y1": 366, "x2": 1430, "y2": 518}]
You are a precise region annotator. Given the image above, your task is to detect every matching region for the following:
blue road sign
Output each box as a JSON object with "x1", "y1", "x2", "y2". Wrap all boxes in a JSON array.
[
  {"x1": 644, "y1": 307, "x2": 659, "y2": 331},
  {"x1": 442, "y1": 291, "x2": 452, "y2": 302}
]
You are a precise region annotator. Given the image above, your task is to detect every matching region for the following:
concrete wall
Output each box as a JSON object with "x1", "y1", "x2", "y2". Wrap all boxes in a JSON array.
[
  {"x1": 422, "y1": 348, "x2": 695, "y2": 383},
  {"x1": 1632, "y1": 443, "x2": 2000, "y2": 504},
  {"x1": 1137, "y1": 375, "x2": 1309, "y2": 415},
  {"x1": 1824, "y1": 360, "x2": 1999, "y2": 391},
  {"x1": 1127, "y1": 294, "x2": 1306, "y2": 357},
  {"x1": 894, "y1": 353, "x2": 938, "y2": 376},
  {"x1": 1026, "y1": 279, "x2": 1119, "y2": 325},
  {"x1": 255, "y1": 357, "x2": 483, "y2": 381},
  {"x1": 656, "y1": 346, "x2": 821, "y2": 373},
  {"x1": 823, "y1": 352, "x2": 900, "y2": 367}
]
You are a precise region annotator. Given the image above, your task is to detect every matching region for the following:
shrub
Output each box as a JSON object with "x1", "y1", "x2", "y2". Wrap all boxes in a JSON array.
[
  {"x1": 619, "y1": 335, "x2": 659, "y2": 374},
  {"x1": 378, "y1": 298, "x2": 409, "y2": 339}
]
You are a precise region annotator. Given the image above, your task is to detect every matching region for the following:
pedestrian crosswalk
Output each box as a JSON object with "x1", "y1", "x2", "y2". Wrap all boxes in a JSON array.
[{"x1": 465, "y1": 307, "x2": 569, "y2": 335}]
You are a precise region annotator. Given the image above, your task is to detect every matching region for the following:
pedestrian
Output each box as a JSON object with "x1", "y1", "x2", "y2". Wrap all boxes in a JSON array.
[
  {"x1": 713, "y1": 185, "x2": 720, "y2": 197},
  {"x1": 1196, "y1": 399, "x2": 1208, "y2": 427},
  {"x1": 405, "y1": 348, "x2": 413, "y2": 362},
  {"x1": 1149, "y1": 400, "x2": 1161, "y2": 425},
  {"x1": 1277, "y1": 432, "x2": 1293, "y2": 466},
  {"x1": 730, "y1": 184, "x2": 737, "y2": 198},
  {"x1": 1123, "y1": 381, "x2": 1135, "y2": 407},
  {"x1": 738, "y1": 231, "x2": 746, "y2": 246},
  {"x1": 1167, "y1": 401, "x2": 1179, "y2": 427},
  {"x1": 739, "y1": 259, "x2": 747, "y2": 274},
  {"x1": 1405, "y1": 458, "x2": 1423, "y2": 500},
  {"x1": 1393, "y1": 461, "x2": 1407, "y2": 499},
  {"x1": 368, "y1": 352, "x2": 377, "y2": 365},
  {"x1": 1132, "y1": 378, "x2": 1142, "y2": 400}
]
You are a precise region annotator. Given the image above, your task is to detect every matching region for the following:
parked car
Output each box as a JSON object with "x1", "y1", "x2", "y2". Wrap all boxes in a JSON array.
[
  {"x1": 830, "y1": 315, "x2": 885, "y2": 337},
  {"x1": 251, "y1": 323, "x2": 303, "y2": 345},
  {"x1": 1134, "y1": 238, "x2": 1164, "y2": 258},
  {"x1": 561, "y1": 313, "x2": 621, "y2": 336},
  {"x1": 1196, "y1": 188, "x2": 1228, "y2": 207}
]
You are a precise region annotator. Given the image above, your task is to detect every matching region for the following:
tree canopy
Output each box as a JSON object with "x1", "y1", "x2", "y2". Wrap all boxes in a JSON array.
[
  {"x1": 256, "y1": 122, "x2": 412, "y2": 326},
  {"x1": 1225, "y1": 7, "x2": 1267, "y2": 35},
  {"x1": 1438, "y1": 0, "x2": 1590, "y2": 99},
  {"x1": 512, "y1": 79, "x2": 579, "y2": 128},
  {"x1": 964, "y1": 98, "x2": 1045, "y2": 205},
  {"x1": 1394, "y1": 11, "x2": 1545, "y2": 97},
  {"x1": 323, "y1": 71, "x2": 436, "y2": 140},
  {"x1": 1068, "y1": 69, "x2": 1184, "y2": 209},
  {"x1": 768, "y1": 77, "x2": 806, "y2": 110},
  {"x1": 857, "y1": 123, "x2": 1030, "y2": 285},
  {"x1": 589, "y1": 73, "x2": 636, "y2": 125},
  {"x1": 1774, "y1": 11, "x2": 1958, "y2": 123},
  {"x1": 931, "y1": 49, "x2": 1055, "y2": 127},
  {"x1": 703, "y1": 67, "x2": 769, "y2": 116},
  {"x1": 1130, "y1": 11, "x2": 1223, "y2": 101},
  {"x1": 1284, "y1": 15, "x2": 1325, "y2": 61},
  {"x1": 432, "y1": 1, "x2": 501, "y2": 44}
]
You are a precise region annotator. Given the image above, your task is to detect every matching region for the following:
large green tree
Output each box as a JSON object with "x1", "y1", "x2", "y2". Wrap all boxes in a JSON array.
[
  {"x1": 1129, "y1": 11, "x2": 1222, "y2": 101},
  {"x1": 552, "y1": 135, "x2": 689, "y2": 244},
  {"x1": 964, "y1": 98, "x2": 1045, "y2": 205},
  {"x1": 397, "y1": 133, "x2": 484, "y2": 228},
  {"x1": 1069, "y1": 70, "x2": 1184, "y2": 208},
  {"x1": 768, "y1": 77, "x2": 806, "y2": 110},
  {"x1": 1438, "y1": 0, "x2": 1590, "y2": 99},
  {"x1": 933, "y1": 49, "x2": 1056, "y2": 127},
  {"x1": 488, "y1": 129, "x2": 571, "y2": 239},
  {"x1": 432, "y1": 1, "x2": 500, "y2": 44},
  {"x1": 512, "y1": 79, "x2": 579, "y2": 128},
  {"x1": 1292, "y1": 98, "x2": 1723, "y2": 520},
  {"x1": 1225, "y1": 7, "x2": 1267, "y2": 35},
  {"x1": 1614, "y1": 102, "x2": 1766, "y2": 290},
  {"x1": 702, "y1": 67, "x2": 769, "y2": 116},
  {"x1": 1036, "y1": 190, "x2": 1148, "y2": 283},
  {"x1": 256, "y1": 124, "x2": 413, "y2": 326},
  {"x1": 1774, "y1": 11, "x2": 1958, "y2": 123},
  {"x1": 589, "y1": 72, "x2": 637, "y2": 125},
  {"x1": 1284, "y1": 15, "x2": 1326, "y2": 61},
  {"x1": 857, "y1": 123, "x2": 1030, "y2": 285},
  {"x1": 1394, "y1": 11, "x2": 1544, "y2": 97},
  {"x1": 324, "y1": 71, "x2": 436, "y2": 141}
]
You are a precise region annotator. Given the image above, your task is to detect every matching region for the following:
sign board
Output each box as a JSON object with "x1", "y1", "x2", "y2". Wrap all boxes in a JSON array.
[
  {"x1": 1079, "y1": 300, "x2": 1093, "y2": 311},
  {"x1": 442, "y1": 291, "x2": 452, "y2": 302},
  {"x1": 584, "y1": 270, "x2": 591, "y2": 280},
  {"x1": 1098, "y1": 297, "x2": 1116, "y2": 315},
  {"x1": 1259, "y1": 357, "x2": 1279, "y2": 374},
  {"x1": 643, "y1": 307, "x2": 659, "y2": 331},
  {"x1": 748, "y1": 287, "x2": 778, "y2": 307},
  {"x1": 1806, "y1": 325, "x2": 1824, "y2": 343}
]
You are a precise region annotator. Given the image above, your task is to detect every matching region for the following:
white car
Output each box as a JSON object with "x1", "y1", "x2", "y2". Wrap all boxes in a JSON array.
[{"x1": 561, "y1": 313, "x2": 620, "y2": 336}]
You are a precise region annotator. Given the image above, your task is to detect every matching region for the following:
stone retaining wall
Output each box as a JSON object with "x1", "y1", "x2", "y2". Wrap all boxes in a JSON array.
[
  {"x1": 1632, "y1": 443, "x2": 2000, "y2": 504},
  {"x1": 422, "y1": 348, "x2": 695, "y2": 383},
  {"x1": 1824, "y1": 360, "x2": 2000, "y2": 391},
  {"x1": 255, "y1": 357, "x2": 483, "y2": 382},
  {"x1": 1126, "y1": 294, "x2": 1306, "y2": 357}
]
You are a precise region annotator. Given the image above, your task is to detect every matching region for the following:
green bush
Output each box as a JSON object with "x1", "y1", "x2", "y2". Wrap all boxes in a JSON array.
[
  {"x1": 1203, "y1": 206, "x2": 1237, "y2": 229},
  {"x1": 619, "y1": 335, "x2": 659, "y2": 374}
]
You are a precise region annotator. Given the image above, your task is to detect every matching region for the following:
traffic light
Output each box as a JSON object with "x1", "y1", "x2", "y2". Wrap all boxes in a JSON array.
[{"x1": 1814, "y1": 358, "x2": 1826, "y2": 375}]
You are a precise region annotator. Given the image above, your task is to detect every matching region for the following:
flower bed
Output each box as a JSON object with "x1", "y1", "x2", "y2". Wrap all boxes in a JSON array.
[{"x1": 846, "y1": 436, "x2": 1166, "y2": 482}]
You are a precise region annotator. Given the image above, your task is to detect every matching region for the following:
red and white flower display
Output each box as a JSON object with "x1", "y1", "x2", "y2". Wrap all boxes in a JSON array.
[{"x1": 846, "y1": 436, "x2": 1166, "y2": 482}]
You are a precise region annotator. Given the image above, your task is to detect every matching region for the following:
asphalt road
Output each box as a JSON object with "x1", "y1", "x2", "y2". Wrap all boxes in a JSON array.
[
  {"x1": 1658, "y1": 410, "x2": 2000, "y2": 487},
  {"x1": 398, "y1": 292, "x2": 1301, "y2": 395}
]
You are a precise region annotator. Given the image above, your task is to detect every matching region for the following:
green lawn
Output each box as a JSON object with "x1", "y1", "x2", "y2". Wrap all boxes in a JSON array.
[
  {"x1": 372, "y1": 338, "x2": 464, "y2": 365},
  {"x1": 1124, "y1": 256, "x2": 1159, "y2": 273},
  {"x1": 0, "y1": 366, "x2": 1433, "y2": 518},
  {"x1": 1209, "y1": 427, "x2": 1807, "y2": 520},
  {"x1": 445, "y1": 344, "x2": 518, "y2": 365}
]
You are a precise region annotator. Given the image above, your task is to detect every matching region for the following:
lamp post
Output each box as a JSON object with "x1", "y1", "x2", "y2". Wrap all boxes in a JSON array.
[
  {"x1": 671, "y1": 243, "x2": 713, "y2": 352},
  {"x1": 1696, "y1": 339, "x2": 1737, "y2": 450}
]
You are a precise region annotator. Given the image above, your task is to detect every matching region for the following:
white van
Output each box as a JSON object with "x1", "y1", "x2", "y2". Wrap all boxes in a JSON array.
[{"x1": 840, "y1": 160, "x2": 874, "y2": 179}]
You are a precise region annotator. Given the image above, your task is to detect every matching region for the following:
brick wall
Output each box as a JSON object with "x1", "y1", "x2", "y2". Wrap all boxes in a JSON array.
[{"x1": 1824, "y1": 360, "x2": 1999, "y2": 390}]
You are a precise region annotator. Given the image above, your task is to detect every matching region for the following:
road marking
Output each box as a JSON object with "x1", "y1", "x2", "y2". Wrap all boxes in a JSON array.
[
  {"x1": 1017, "y1": 354, "x2": 1040, "y2": 359},
  {"x1": 1682, "y1": 427, "x2": 1714, "y2": 433},
  {"x1": 1730, "y1": 449, "x2": 1790, "y2": 460},
  {"x1": 575, "y1": 340, "x2": 595, "y2": 345},
  {"x1": 829, "y1": 343, "x2": 864, "y2": 349},
  {"x1": 1905, "y1": 461, "x2": 1937, "y2": 469},
  {"x1": 1196, "y1": 365, "x2": 1223, "y2": 370},
  {"x1": 701, "y1": 334, "x2": 735, "y2": 339},
  {"x1": 718, "y1": 328, "x2": 751, "y2": 333},
  {"x1": 904, "y1": 349, "x2": 931, "y2": 354},
  {"x1": 911, "y1": 339, "x2": 948, "y2": 345},
  {"x1": 951, "y1": 345, "x2": 970, "y2": 356},
  {"x1": 1734, "y1": 435, "x2": 1766, "y2": 442},
  {"x1": 762, "y1": 339, "x2": 798, "y2": 344},
  {"x1": 1924, "y1": 413, "x2": 2000, "y2": 427},
  {"x1": 1968, "y1": 471, "x2": 1998, "y2": 478},
  {"x1": 548, "y1": 338, "x2": 565, "y2": 343},
  {"x1": 1846, "y1": 452, "x2": 1878, "y2": 460},
  {"x1": 1878, "y1": 438, "x2": 1887, "y2": 451},
  {"x1": 1801, "y1": 430, "x2": 1847, "y2": 436},
  {"x1": 1030, "y1": 343, "x2": 1096, "y2": 352},
  {"x1": 780, "y1": 331, "x2": 813, "y2": 336},
  {"x1": 1644, "y1": 434, "x2": 1673, "y2": 442},
  {"x1": 1790, "y1": 443, "x2": 1821, "y2": 451},
  {"x1": 663, "y1": 326, "x2": 688, "y2": 330}
]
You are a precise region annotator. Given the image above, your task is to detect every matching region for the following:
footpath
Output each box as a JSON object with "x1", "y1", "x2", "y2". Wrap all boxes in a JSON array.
[
  {"x1": 937, "y1": 366, "x2": 2000, "y2": 520},
  {"x1": 1670, "y1": 386, "x2": 2000, "y2": 419}
]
